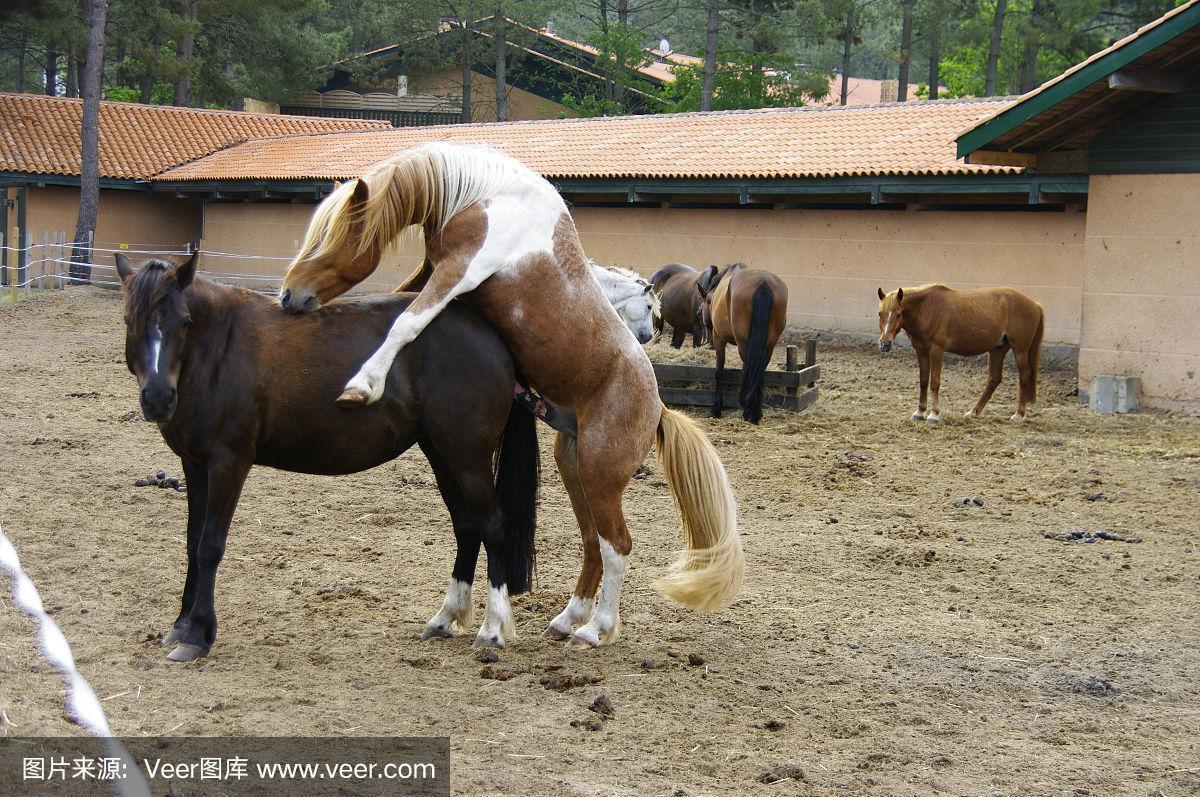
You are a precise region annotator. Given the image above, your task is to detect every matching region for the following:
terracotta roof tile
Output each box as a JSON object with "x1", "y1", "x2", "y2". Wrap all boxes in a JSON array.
[
  {"x1": 154, "y1": 98, "x2": 1021, "y2": 182},
  {"x1": 0, "y1": 93, "x2": 391, "y2": 180}
]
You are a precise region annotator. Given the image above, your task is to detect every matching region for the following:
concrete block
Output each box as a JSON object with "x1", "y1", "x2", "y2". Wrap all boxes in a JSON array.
[{"x1": 1089, "y1": 375, "x2": 1140, "y2": 413}]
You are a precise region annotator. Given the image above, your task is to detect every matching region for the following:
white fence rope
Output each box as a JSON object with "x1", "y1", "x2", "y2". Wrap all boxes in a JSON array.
[{"x1": 0, "y1": 525, "x2": 151, "y2": 797}]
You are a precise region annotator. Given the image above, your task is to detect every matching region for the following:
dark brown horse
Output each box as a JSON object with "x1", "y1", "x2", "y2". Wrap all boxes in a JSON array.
[
  {"x1": 649, "y1": 263, "x2": 706, "y2": 348},
  {"x1": 877, "y1": 284, "x2": 1045, "y2": 423},
  {"x1": 115, "y1": 254, "x2": 538, "y2": 662},
  {"x1": 697, "y1": 263, "x2": 789, "y2": 424}
]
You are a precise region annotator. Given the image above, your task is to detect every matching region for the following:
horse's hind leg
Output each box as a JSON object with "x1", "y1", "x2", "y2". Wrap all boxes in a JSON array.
[
  {"x1": 912, "y1": 347, "x2": 930, "y2": 421},
  {"x1": 545, "y1": 433, "x2": 601, "y2": 639},
  {"x1": 712, "y1": 338, "x2": 727, "y2": 418},
  {"x1": 927, "y1": 347, "x2": 945, "y2": 423},
  {"x1": 1011, "y1": 347, "x2": 1033, "y2": 423},
  {"x1": 671, "y1": 326, "x2": 686, "y2": 348},
  {"x1": 419, "y1": 442, "x2": 479, "y2": 640},
  {"x1": 967, "y1": 344, "x2": 1009, "y2": 418}
]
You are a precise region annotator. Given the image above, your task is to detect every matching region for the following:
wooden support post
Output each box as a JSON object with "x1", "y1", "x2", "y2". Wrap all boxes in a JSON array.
[
  {"x1": 804, "y1": 338, "x2": 817, "y2": 370},
  {"x1": 3, "y1": 234, "x2": 12, "y2": 304},
  {"x1": 785, "y1": 345, "x2": 800, "y2": 398}
]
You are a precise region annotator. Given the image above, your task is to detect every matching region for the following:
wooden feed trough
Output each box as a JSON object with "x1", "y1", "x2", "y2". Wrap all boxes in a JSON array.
[{"x1": 652, "y1": 340, "x2": 820, "y2": 413}]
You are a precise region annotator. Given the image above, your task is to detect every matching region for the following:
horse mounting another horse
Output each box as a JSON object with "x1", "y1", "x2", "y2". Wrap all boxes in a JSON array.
[
  {"x1": 696, "y1": 263, "x2": 789, "y2": 424},
  {"x1": 278, "y1": 142, "x2": 744, "y2": 649},
  {"x1": 877, "y1": 284, "x2": 1045, "y2": 423},
  {"x1": 116, "y1": 253, "x2": 539, "y2": 662},
  {"x1": 649, "y1": 263, "x2": 707, "y2": 348}
]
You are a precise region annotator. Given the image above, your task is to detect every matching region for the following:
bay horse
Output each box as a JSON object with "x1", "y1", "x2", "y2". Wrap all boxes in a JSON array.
[
  {"x1": 588, "y1": 260, "x2": 660, "y2": 344},
  {"x1": 696, "y1": 263, "x2": 789, "y2": 424},
  {"x1": 877, "y1": 284, "x2": 1045, "y2": 423},
  {"x1": 279, "y1": 142, "x2": 743, "y2": 648},
  {"x1": 115, "y1": 253, "x2": 538, "y2": 661},
  {"x1": 649, "y1": 263, "x2": 706, "y2": 348}
]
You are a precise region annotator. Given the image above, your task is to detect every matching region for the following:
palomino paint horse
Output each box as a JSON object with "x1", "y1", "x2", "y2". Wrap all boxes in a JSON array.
[
  {"x1": 649, "y1": 263, "x2": 706, "y2": 348},
  {"x1": 115, "y1": 254, "x2": 538, "y2": 661},
  {"x1": 696, "y1": 263, "x2": 789, "y2": 424},
  {"x1": 588, "y1": 260, "x2": 660, "y2": 344},
  {"x1": 877, "y1": 284, "x2": 1045, "y2": 423},
  {"x1": 279, "y1": 142, "x2": 743, "y2": 648}
]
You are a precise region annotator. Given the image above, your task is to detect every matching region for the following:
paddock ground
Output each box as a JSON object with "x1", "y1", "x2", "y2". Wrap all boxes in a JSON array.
[{"x1": 1, "y1": 287, "x2": 1198, "y2": 797}]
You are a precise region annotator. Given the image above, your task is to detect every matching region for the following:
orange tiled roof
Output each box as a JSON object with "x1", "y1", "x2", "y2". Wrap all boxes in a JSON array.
[
  {"x1": 0, "y1": 93, "x2": 391, "y2": 180},
  {"x1": 154, "y1": 98, "x2": 1021, "y2": 182}
]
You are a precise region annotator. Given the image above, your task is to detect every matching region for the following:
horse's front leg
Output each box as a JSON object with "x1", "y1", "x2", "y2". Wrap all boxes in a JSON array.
[
  {"x1": 166, "y1": 453, "x2": 252, "y2": 663},
  {"x1": 927, "y1": 347, "x2": 945, "y2": 423},
  {"x1": 164, "y1": 458, "x2": 208, "y2": 648},
  {"x1": 913, "y1": 347, "x2": 930, "y2": 421}
]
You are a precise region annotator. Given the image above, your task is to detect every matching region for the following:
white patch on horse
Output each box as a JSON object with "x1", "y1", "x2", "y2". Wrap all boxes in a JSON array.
[
  {"x1": 547, "y1": 595, "x2": 595, "y2": 637},
  {"x1": 572, "y1": 538, "x2": 626, "y2": 647},
  {"x1": 148, "y1": 325, "x2": 163, "y2": 376},
  {"x1": 475, "y1": 584, "x2": 516, "y2": 648},
  {"x1": 884, "y1": 311, "x2": 893, "y2": 338},
  {"x1": 423, "y1": 578, "x2": 472, "y2": 638}
]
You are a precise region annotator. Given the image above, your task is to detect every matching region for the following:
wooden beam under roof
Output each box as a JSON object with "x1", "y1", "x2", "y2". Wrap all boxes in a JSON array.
[{"x1": 1107, "y1": 68, "x2": 1198, "y2": 93}]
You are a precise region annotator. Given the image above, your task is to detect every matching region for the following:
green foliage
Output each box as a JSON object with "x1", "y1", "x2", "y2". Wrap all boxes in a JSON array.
[{"x1": 658, "y1": 46, "x2": 829, "y2": 111}]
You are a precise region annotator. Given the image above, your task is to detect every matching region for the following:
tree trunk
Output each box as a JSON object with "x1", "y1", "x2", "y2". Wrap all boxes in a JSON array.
[
  {"x1": 618, "y1": 0, "x2": 629, "y2": 29},
  {"x1": 460, "y1": 21, "x2": 473, "y2": 123},
  {"x1": 1018, "y1": 0, "x2": 1046, "y2": 93},
  {"x1": 71, "y1": 0, "x2": 109, "y2": 285},
  {"x1": 67, "y1": 48, "x2": 79, "y2": 98},
  {"x1": 173, "y1": 0, "x2": 197, "y2": 107},
  {"x1": 897, "y1": 0, "x2": 914, "y2": 101},
  {"x1": 840, "y1": 7, "x2": 853, "y2": 106},
  {"x1": 493, "y1": 13, "x2": 508, "y2": 122},
  {"x1": 985, "y1": 0, "x2": 1007, "y2": 96},
  {"x1": 17, "y1": 27, "x2": 29, "y2": 93},
  {"x1": 928, "y1": 28, "x2": 941, "y2": 100},
  {"x1": 45, "y1": 42, "x2": 58, "y2": 96},
  {"x1": 701, "y1": 0, "x2": 719, "y2": 111}
]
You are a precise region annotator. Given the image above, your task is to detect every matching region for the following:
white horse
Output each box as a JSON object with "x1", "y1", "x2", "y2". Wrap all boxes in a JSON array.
[{"x1": 588, "y1": 260, "x2": 660, "y2": 344}]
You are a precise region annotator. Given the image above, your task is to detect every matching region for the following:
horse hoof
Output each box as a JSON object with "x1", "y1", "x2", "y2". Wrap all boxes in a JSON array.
[
  {"x1": 567, "y1": 632, "x2": 600, "y2": 650},
  {"x1": 927, "y1": 413, "x2": 941, "y2": 424},
  {"x1": 166, "y1": 643, "x2": 209, "y2": 663},
  {"x1": 543, "y1": 625, "x2": 571, "y2": 641},
  {"x1": 1010, "y1": 413, "x2": 1026, "y2": 424},
  {"x1": 163, "y1": 626, "x2": 186, "y2": 646},
  {"x1": 964, "y1": 410, "x2": 979, "y2": 419},
  {"x1": 420, "y1": 624, "x2": 454, "y2": 641},
  {"x1": 911, "y1": 411, "x2": 926, "y2": 421},
  {"x1": 472, "y1": 634, "x2": 505, "y2": 650},
  {"x1": 336, "y1": 388, "x2": 370, "y2": 407}
]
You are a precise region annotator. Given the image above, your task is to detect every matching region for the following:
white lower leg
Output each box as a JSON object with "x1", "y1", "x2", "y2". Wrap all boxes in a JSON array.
[
  {"x1": 911, "y1": 409, "x2": 927, "y2": 421},
  {"x1": 474, "y1": 584, "x2": 516, "y2": 648},
  {"x1": 546, "y1": 595, "x2": 595, "y2": 638},
  {"x1": 572, "y1": 539, "x2": 626, "y2": 647},
  {"x1": 422, "y1": 579, "x2": 472, "y2": 639}
]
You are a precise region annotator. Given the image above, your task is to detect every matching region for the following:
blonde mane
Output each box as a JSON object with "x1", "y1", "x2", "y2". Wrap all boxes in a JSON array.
[{"x1": 292, "y1": 142, "x2": 527, "y2": 267}]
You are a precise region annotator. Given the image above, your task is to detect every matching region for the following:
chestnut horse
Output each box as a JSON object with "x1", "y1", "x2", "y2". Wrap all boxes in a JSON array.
[
  {"x1": 696, "y1": 263, "x2": 789, "y2": 424},
  {"x1": 115, "y1": 254, "x2": 538, "y2": 660},
  {"x1": 877, "y1": 284, "x2": 1045, "y2": 423},
  {"x1": 279, "y1": 142, "x2": 743, "y2": 649},
  {"x1": 649, "y1": 263, "x2": 706, "y2": 348}
]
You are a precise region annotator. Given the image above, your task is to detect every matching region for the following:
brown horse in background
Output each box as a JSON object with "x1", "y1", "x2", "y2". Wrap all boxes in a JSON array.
[
  {"x1": 877, "y1": 284, "x2": 1045, "y2": 423},
  {"x1": 697, "y1": 263, "x2": 789, "y2": 424},
  {"x1": 649, "y1": 263, "x2": 706, "y2": 348}
]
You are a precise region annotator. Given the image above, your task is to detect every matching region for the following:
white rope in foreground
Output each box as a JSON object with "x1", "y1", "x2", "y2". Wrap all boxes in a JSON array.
[{"x1": 0, "y1": 525, "x2": 150, "y2": 797}]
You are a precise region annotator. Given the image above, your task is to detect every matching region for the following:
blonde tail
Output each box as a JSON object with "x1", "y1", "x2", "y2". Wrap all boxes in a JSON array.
[{"x1": 654, "y1": 408, "x2": 744, "y2": 611}]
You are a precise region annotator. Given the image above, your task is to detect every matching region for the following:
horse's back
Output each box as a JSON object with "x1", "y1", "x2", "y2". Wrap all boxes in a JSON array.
[
  {"x1": 927, "y1": 286, "x2": 1042, "y2": 354},
  {"x1": 650, "y1": 262, "x2": 696, "y2": 289}
]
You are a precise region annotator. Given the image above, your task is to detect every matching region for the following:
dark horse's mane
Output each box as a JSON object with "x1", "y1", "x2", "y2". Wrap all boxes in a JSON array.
[{"x1": 124, "y1": 260, "x2": 182, "y2": 340}]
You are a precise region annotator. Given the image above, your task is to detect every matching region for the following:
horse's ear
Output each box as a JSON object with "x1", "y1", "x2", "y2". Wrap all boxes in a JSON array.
[
  {"x1": 877, "y1": 287, "x2": 885, "y2": 301},
  {"x1": 350, "y1": 178, "x2": 369, "y2": 206},
  {"x1": 175, "y1": 251, "x2": 198, "y2": 289},
  {"x1": 896, "y1": 287, "x2": 904, "y2": 304},
  {"x1": 114, "y1": 253, "x2": 135, "y2": 284},
  {"x1": 333, "y1": 179, "x2": 343, "y2": 189},
  {"x1": 643, "y1": 283, "x2": 654, "y2": 294}
]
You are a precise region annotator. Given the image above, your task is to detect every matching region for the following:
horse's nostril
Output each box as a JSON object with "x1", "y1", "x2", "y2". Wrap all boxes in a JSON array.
[{"x1": 280, "y1": 289, "x2": 291, "y2": 305}]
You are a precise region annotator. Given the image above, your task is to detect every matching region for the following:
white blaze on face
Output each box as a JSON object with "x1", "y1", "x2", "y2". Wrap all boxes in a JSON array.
[
  {"x1": 883, "y1": 311, "x2": 894, "y2": 338},
  {"x1": 148, "y1": 325, "x2": 164, "y2": 376}
]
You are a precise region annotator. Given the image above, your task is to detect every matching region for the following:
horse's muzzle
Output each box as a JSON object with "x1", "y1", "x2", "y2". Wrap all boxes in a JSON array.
[
  {"x1": 140, "y1": 385, "x2": 177, "y2": 422},
  {"x1": 879, "y1": 340, "x2": 893, "y2": 353},
  {"x1": 279, "y1": 289, "x2": 318, "y2": 314}
]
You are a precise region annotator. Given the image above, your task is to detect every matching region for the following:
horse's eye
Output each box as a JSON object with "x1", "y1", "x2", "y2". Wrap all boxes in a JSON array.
[{"x1": 181, "y1": 318, "x2": 192, "y2": 328}]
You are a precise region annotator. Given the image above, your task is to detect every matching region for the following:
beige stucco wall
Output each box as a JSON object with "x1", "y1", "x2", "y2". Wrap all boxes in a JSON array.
[
  {"x1": 20, "y1": 186, "x2": 201, "y2": 285},
  {"x1": 1080, "y1": 173, "x2": 1200, "y2": 411},
  {"x1": 410, "y1": 68, "x2": 571, "y2": 122},
  {"x1": 573, "y1": 206, "x2": 1086, "y2": 345}
]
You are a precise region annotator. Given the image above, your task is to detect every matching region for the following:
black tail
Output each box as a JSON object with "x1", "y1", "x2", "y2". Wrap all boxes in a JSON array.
[
  {"x1": 495, "y1": 398, "x2": 539, "y2": 594},
  {"x1": 739, "y1": 282, "x2": 775, "y2": 424}
]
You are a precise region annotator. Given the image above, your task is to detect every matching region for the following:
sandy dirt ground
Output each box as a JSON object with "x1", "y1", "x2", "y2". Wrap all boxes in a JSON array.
[{"x1": 1, "y1": 287, "x2": 1198, "y2": 797}]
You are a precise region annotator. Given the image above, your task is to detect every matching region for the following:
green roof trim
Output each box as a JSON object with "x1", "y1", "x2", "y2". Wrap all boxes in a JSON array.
[{"x1": 956, "y1": 2, "x2": 1200, "y2": 159}]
